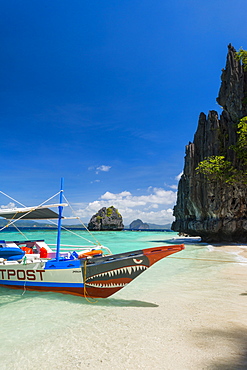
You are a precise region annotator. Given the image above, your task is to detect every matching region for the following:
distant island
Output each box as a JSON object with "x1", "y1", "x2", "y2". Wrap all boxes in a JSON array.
[
  {"x1": 129, "y1": 219, "x2": 171, "y2": 231},
  {"x1": 0, "y1": 219, "x2": 87, "y2": 229},
  {"x1": 0, "y1": 217, "x2": 172, "y2": 232},
  {"x1": 129, "y1": 219, "x2": 149, "y2": 230}
]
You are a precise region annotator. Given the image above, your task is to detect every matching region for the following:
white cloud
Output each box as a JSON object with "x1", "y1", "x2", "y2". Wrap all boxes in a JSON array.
[
  {"x1": 0, "y1": 202, "x2": 15, "y2": 209},
  {"x1": 144, "y1": 204, "x2": 159, "y2": 210},
  {"x1": 96, "y1": 165, "x2": 111, "y2": 174},
  {"x1": 75, "y1": 187, "x2": 177, "y2": 226},
  {"x1": 88, "y1": 165, "x2": 112, "y2": 174},
  {"x1": 101, "y1": 191, "x2": 131, "y2": 200},
  {"x1": 175, "y1": 171, "x2": 183, "y2": 181},
  {"x1": 100, "y1": 191, "x2": 117, "y2": 200},
  {"x1": 168, "y1": 184, "x2": 178, "y2": 190}
]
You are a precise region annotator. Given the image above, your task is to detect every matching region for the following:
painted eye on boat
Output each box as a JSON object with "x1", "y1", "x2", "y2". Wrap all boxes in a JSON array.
[{"x1": 133, "y1": 258, "x2": 143, "y2": 264}]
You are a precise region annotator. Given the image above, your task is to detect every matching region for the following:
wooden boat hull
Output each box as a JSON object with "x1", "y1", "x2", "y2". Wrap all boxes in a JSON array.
[{"x1": 0, "y1": 244, "x2": 184, "y2": 298}]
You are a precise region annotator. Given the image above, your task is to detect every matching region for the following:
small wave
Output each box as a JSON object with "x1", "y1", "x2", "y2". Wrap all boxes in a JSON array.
[{"x1": 234, "y1": 253, "x2": 247, "y2": 264}]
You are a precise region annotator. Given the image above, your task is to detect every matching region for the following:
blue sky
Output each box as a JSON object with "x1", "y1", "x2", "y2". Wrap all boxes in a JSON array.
[{"x1": 1, "y1": 0, "x2": 247, "y2": 225}]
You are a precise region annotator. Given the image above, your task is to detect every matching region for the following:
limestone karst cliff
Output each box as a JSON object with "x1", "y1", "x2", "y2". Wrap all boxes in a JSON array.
[
  {"x1": 88, "y1": 206, "x2": 124, "y2": 231},
  {"x1": 172, "y1": 44, "x2": 247, "y2": 242}
]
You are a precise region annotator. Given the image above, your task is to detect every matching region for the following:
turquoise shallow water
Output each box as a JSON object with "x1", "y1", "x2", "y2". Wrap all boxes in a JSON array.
[{"x1": 0, "y1": 229, "x2": 243, "y2": 369}]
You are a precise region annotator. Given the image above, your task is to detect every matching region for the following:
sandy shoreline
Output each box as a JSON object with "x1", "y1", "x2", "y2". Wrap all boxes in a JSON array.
[
  {"x1": 41, "y1": 254, "x2": 247, "y2": 369},
  {"x1": 2, "y1": 239, "x2": 247, "y2": 370},
  {"x1": 173, "y1": 235, "x2": 247, "y2": 260},
  {"x1": 210, "y1": 243, "x2": 247, "y2": 261}
]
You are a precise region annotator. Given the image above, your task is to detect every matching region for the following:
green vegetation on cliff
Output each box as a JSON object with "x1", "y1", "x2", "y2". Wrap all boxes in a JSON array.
[
  {"x1": 106, "y1": 206, "x2": 121, "y2": 218},
  {"x1": 235, "y1": 48, "x2": 247, "y2": 71},
  {"x1": 196, "y1": 116, "x2": 247, "y2": 184},
  {"x1": 196, "y1": 156, "x2": 234, "y2": 182}
]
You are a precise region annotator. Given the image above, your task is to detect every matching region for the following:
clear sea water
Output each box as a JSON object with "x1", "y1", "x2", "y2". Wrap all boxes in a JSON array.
[{"x1": 0, "y1": 229, "x2": 243, "y2": 369}]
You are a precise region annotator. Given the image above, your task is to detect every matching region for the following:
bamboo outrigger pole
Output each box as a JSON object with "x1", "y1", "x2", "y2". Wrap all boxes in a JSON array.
[{"x1": 56, "y1": 178, "x2": 64, "y2": 262}]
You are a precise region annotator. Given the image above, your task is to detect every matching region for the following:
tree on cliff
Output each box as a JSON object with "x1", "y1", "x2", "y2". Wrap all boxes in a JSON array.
[
  {"x1": 196, "y1": 115, "x2": 247, "y2": 185},
  {"x1": 235, "y1": 48, "x2": 247, "y2": 71}
]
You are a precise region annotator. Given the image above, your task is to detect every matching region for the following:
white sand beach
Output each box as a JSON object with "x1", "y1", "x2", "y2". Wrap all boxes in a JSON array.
[
  {"x1": 0, "y1": 224, "x2": 245, "y2": 370},
  {"x1": 1, "y1": 236, "x2": 247, "y2": 370}
]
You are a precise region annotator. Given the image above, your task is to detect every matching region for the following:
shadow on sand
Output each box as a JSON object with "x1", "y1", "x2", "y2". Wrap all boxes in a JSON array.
[
  {"x1": 0, "y1": 286, "x2": 158, "y2": 308},
  {"x1": 196, "y1": 326, "x2": 247, "y2": 369}
]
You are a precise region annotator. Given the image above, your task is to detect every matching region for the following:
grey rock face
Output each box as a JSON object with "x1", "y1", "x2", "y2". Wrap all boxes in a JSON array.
[
  {"x1": 172, "y1": 44, "x2": 247, "y2": 242},
  {"x1": 217, "y1": 44, "x2": 247, "y2": 122},
  {"x1": 88, "y1": 206, "x2": 124, "y2": 231}
]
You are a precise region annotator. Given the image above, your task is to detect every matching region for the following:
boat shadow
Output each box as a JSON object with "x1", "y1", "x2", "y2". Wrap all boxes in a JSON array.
[
  {"x1": 149, "y1": 238, "x2": 208, "y2": 248},
  {"x1": 80, "y1": 297, "x2": 158, "y2": 307},
  {"x1": 0, "y1": 287, "x2": 158, "y2": 308},
  {"x1": 46, "y1": 291, "x2": 159, "y2": 307},
  {"x1": 150, "y1": 238, "x2": 208, "y2": 246}
]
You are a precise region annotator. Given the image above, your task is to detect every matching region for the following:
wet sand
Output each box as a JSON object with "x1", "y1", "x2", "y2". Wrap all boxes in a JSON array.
[{"x1": 212, "y1": 243, "x2": 247, "y2": 261}]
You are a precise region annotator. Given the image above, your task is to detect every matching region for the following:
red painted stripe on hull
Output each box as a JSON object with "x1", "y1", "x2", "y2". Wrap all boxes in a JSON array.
[
  {"x1": 0, "y1": 283, "x2": 122, "y2": 298},
  {"x1": 143, "y1": 244, "x2": 184, "y2": 266},
  {"x1": 85, "y1": 285, "x2": 122, "y2": 298}
]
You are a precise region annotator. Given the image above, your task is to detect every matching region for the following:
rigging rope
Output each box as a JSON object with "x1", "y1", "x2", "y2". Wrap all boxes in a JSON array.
[
  {"x1": 62, "y1": 194, "x2": 102, "y2": 246},
  {"x1": 0, "y1": 190, "x2": 26, "y2": 207},
  {"x1": 45, "y1": 218, "x2": 99, "y2": 245},
  {"x1": 0, "y1": 190, "x2": 61, "y2": 232},
  {"x1": 5, "y1": 210, "x2": 19, "y2": 230},
  {"x1": 12, "y1": 223, "x2": 29, "y2": 240},
  {"x1": 0, "y1": 189, "x2": 105, "y2": 251},
  {"x1": 168, "y1": 256, "x2": 247, "y2": 263},
  {"x1": 83, "y1": 259, "x2": 98, "y2": 303}
]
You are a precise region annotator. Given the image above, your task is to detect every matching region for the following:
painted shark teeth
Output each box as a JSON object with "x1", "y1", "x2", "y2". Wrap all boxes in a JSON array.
[
  {"x1": 86, "y1": 282, "x2": 127, "y2": 288},
  {"x1": 86, "y1": 265, "x2": 147, "y2": 281}
]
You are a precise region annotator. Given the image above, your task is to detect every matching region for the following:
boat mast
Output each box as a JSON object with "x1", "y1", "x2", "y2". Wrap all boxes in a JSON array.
[{"x1": 56, "y1": 178, "x2": 64, "y2": 262}]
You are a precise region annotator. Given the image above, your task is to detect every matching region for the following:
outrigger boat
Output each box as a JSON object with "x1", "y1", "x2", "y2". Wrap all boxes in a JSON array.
[{"x1": 0, "y1": 180, "x2": 184, "y2": 298}]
